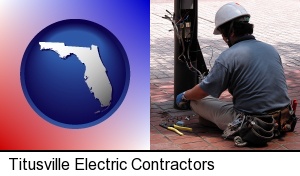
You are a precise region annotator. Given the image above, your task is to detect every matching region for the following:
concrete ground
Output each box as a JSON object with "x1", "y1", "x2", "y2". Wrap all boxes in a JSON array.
[{"x1": 150, "y1": 0, "x2": 300, "y2": 150}]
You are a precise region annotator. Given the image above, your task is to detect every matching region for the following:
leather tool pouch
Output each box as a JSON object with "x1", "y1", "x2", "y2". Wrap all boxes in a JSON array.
[
  {"x1": 223, "y1": 115, "x2": 275, "y2": 146},
  {"x1": 239, "y1": 115, "x2": 274, "y2": 146},
  {"x1": 271, "y1": 107, "x2": 298, "y2": 137}
]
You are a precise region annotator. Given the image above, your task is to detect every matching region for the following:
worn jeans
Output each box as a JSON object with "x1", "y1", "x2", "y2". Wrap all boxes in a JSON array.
[{"x1": 190, "y1": 96, "x2": 237, "y2": 130}]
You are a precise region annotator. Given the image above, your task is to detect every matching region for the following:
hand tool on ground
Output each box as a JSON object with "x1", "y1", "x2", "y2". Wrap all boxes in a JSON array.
[
  {"x1": 159, "y1": 122, "x2": 192, "y2": 136},
  {"x1": 172, "y1": 124, "x2": 193, "y2": 132}
]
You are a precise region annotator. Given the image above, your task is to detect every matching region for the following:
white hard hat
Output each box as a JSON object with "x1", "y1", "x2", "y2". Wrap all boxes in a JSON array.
[{"x1": 213, "y1": 2, "x2": 250, "y2": 35}]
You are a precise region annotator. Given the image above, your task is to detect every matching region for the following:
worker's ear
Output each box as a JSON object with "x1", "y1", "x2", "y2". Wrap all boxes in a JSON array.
[{"x1": 221, "y1": 34, "x2": 229, "y2": 43}]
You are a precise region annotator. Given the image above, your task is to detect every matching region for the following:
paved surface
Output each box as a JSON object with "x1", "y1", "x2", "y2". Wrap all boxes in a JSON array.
[{"x1": 150, "y1": 0, "x2": 300, "y2": 150}]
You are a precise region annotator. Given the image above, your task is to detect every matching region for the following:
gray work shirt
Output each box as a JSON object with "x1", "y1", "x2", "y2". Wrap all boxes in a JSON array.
[{"x1": 200, "y1": 36, "x2": 290, "y2": 114}]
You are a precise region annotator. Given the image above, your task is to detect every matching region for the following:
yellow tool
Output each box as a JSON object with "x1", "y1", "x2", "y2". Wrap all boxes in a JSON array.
[
  {"x1": 159, "y1": 122, "x2": 192, "y2": 136},
  {"x1": 172, "y1": 124, "x2": 193, "y2": 132}
]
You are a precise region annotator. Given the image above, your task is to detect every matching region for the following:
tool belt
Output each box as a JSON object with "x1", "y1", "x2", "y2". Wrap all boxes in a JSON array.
[
  {"x1": 222, "y1": 106, "x2": 298, "y2": 147},
  {"x1": 222, "y1": 114, "x2": 275, "y2": 146}
]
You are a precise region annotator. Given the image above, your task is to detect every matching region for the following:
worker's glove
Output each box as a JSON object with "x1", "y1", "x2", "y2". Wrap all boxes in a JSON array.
[{"x1": 176, "y1": 92, "x2": 190, "y2": 110}]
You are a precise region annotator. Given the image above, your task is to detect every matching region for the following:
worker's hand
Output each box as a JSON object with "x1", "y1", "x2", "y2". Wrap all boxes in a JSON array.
[{"x1": 176, "y1": 92, "x2": 190, "y2": 110}]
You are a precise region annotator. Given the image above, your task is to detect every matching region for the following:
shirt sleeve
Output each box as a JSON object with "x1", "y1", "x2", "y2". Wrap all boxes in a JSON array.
[{"x1": 199, "y1": 61, "x2": 230, "y2": 98}]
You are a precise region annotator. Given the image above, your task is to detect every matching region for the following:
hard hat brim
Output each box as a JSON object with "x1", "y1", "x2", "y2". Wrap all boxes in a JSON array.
[
  {"x1": 213, "y1": 28, "x2": 221, "y2": 35},
  {"x1": 213, "y1": 14, "x2": 250, "y2": 35}
]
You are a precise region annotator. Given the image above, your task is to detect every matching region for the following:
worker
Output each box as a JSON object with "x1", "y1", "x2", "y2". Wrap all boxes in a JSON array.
[{"x1": 176, "y1": 2, "x2": 291, "y2": 131}]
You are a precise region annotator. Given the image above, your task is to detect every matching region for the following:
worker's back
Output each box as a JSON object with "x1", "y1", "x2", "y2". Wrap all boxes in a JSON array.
[{"x1": 218, "y1": 38, "x2": 290, "y2": 114}]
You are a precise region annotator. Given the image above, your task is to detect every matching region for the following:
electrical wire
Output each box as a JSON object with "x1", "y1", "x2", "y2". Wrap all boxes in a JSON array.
[
  {"x1": 162, "y1": 9, "x2": 210, "y2": 81},
  {"x1": 184, "y1": 9, "x2": 207, "y2": 81},
  {"x1": 175, "y1": 11, "x2": 190, "y2": 25},
  {"x1": 162, "y1": 11, "x2": 181, "y2": 44},
  {"x1": 190, "y1": 45, "x2": 214, "y2": 69},
  {"x1": 187, "y1": 44, "x2": 205, "y2": 80}
]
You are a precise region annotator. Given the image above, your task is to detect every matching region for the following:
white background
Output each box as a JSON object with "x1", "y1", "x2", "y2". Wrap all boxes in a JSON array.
[{"x1": 0, "y1": 152, "x2": 299, "y2": 175}]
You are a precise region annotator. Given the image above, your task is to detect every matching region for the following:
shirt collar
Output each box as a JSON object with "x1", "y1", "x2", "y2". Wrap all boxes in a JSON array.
[{"x1": 233, "y1": 35, "x2": 255, "y2": 46}]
